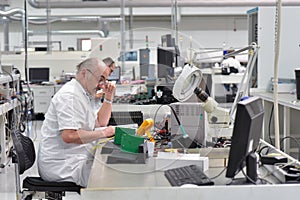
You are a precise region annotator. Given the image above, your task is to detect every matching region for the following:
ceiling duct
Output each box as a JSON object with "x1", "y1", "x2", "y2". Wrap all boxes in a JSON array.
[
  {"x1": 28, "y1": 0, "x2": 300, "y2": 8},
  {"x1": 0, "y1": 0, "x2": 10, "y2": 7},
  {"x1": 8, "y1": 16, "x2": 122, "y2": 25},
  {"x1": 28, "y1": 30, "x2": 105, "y2": 37}
]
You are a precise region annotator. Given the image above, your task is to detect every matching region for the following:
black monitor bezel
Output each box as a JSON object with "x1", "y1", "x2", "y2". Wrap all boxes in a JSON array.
[
  {"x1": 107, "y1": 66, "x2": 121, "y2": 81},
  {"x1": 225, "y1": 96, "x2": 264, "y2": 182},
  {"x1": 29, "y1": 67, "x2": 50, "y2": 84}
]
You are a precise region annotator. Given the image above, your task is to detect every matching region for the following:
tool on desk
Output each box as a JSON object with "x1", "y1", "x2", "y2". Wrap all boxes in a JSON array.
[{"x1": 137, "y1": 118, "x2": 155, "y2": 142}]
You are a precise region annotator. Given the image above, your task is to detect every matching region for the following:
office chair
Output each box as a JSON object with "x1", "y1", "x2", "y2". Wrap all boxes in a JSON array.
[{"x1": 11, "y1": 130, "x2": 82, "y2": 200}]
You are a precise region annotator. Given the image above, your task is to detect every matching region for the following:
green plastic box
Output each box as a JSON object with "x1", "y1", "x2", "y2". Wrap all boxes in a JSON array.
[
  {"x1": 114, "y1": 127, "x2": 136, "y2": 145},
  {"x1": 121, "y1": 133, "x2": 145, "y2": 153}
]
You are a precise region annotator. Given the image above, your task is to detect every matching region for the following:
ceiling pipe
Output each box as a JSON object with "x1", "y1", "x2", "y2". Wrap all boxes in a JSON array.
[
  {"x1": 28, "y1": 30, "x2": 105, "y2": 37},
  {"x1": 28, "y1": 0, "x2": 300, "y2": 8},
  {"x1": 3, "y1": 17, "x2": 9, "y2": 51},
  {"x1": 8, "y1": 16, "x2": 122, "y2": 25},
  {"x1": 0, "y1": 8, "x2": 25, "y2": 50}
]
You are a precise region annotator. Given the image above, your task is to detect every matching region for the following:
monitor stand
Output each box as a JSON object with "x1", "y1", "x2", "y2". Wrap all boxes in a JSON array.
[{"x1": 228, "y1": 153, "x2": 266, "y2": 185}]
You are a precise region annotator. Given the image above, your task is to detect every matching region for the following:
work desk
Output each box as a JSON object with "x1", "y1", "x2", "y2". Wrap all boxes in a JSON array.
[
  {"x1": 81, "y1": 143, "x2": 300, "y2": 200},
  {"x1": 252, "y1": 91, "x2": 300, "y2": 156},
  {"x1": 201, "y1": 68, "x2": 244, "y2": 98},
  {"x1": 253, "y1": 92, "x2": 300, "y2": 110}
]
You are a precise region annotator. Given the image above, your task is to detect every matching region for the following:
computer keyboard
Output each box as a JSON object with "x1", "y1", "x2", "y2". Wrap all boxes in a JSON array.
[{"x1": 164, "y1": 165, "x2": 214, "y2": 186}]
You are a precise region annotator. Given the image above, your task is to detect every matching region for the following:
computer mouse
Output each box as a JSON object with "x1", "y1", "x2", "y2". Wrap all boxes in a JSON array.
[{"x1": 180, "y1": 184, "x2": 199, "y2": 188}]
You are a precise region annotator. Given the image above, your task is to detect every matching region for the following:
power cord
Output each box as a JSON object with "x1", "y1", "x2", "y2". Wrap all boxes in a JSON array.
[
  {"x1": 268, "y1": 104, "x2": 274, "y2": 146},
  {"x1": 209, "y1": 166, "x2": 227, "y2": 180},
  {"x1": 280, "y1": 136, "x2": 300, "y2": 160}
]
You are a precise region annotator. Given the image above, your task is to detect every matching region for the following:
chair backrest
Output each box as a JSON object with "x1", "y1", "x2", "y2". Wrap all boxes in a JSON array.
[{"x1": 11, "y1": 130, "x2": 36, "y2": 175}]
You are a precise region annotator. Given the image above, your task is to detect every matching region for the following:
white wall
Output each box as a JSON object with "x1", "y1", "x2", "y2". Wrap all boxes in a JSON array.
[{"x1": 258, "y1": 6, "x2": 300, "y2": 89}]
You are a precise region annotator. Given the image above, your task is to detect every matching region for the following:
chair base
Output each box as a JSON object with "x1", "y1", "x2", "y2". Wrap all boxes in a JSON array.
[
  {"x1": 22, "y1": 191, "x2": 64, "y2": 200},
  {"x1": 23, "y1": 176, "x2": 82, "y2": 193}
]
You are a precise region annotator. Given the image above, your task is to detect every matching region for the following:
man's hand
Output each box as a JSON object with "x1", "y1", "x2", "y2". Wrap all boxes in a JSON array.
[
  {"x1": 99, "y1": 81, "x2": 116, "y2": 101},
  {"x1": 103, "y1": 126, "x2": 115, "y2": 138}
]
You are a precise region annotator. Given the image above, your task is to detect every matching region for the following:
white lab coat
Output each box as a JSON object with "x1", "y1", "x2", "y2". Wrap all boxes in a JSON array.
[
  {"x1": 221, "y1": 57, "x2": 245, "y2": 73},
  {"x1": 37, "y1": 79, "x2": 98, "y2": 187}
]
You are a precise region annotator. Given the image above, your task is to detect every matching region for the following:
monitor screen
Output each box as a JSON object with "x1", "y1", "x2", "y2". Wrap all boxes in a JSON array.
[
  {"x1": 118, "y1": 51, "x2": 138, "y2": 62},
  {"x1": 107, "y1": 66, "x2": 120, "y2": 81},
  {"x1": 29, "y1": 67, "x2": 50, "y2": 84},
  {"x1": 225, "y1": 96, "x2": 264, "y2": 183},
  {"x1": 157, "y1": 47, "x2": 175, "y2": 79}
]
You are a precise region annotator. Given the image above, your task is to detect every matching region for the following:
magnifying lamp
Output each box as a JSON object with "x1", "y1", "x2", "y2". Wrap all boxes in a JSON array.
[
  {"x1": 173, "y1": 64, "x2": 202, "y2": 101},
  {"x1": 173, "y1": 64, "x2": 230, "y2": 128}
]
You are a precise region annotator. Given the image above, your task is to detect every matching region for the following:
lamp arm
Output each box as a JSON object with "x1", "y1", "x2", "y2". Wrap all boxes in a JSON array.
[{"x1": 229, "y1": 43, "x2": 259, "y2": 122}]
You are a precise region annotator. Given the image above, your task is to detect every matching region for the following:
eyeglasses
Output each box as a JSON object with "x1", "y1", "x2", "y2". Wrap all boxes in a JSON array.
[
  {"x1": 86, "y1": 68, "x2": 106, "y2": 85},
  {"x1": 108, "y1": 62, "x2": 115, "y2": 74}
]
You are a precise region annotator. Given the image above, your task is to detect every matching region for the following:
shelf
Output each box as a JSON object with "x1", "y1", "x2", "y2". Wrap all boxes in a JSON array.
[
  {"x1": 0, "y1": 75, "x2": 21, "y2": 168},
  {"x1": 0, "y1": 99, "x2": 20, "y2": 115},
  {"x1": 253, "y1": 92, "x2": 300, "y2": 159},
  {"x1": 0, "y1": 74, "x2": 20, "y2": 84}
]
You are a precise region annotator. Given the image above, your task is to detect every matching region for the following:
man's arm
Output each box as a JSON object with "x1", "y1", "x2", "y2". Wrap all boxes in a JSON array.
[
  {"x1": 62, "y1": 126, "x2": 115, "y2": 144},
  {"x1": 95, "y1": 81, "x2": 116, "y2": 127}
]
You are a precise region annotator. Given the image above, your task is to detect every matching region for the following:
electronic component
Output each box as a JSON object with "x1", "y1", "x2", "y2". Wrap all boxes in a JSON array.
[{"x1": 261, "y1": 155, "x2": 288, "y2": 165}]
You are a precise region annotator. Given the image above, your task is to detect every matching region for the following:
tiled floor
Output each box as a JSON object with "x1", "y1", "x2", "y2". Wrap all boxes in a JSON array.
[{"x1": 0, "y1": 120, "x2": 82, "y2": 200}]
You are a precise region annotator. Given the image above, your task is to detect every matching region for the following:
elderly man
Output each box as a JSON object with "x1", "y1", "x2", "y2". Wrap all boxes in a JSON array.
[
  {"x1": 37, "y1": 57, "x2": 115, "y2": 187},
  {"x1": 102, "y1": 56, "x2": 116, "y2": 74}
]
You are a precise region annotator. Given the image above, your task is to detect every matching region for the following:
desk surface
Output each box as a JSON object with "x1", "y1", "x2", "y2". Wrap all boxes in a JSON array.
[
  {"x1": 253, "y1": 92, "x2": 300, "y2": 110},
  {"x1": 82, "y1": 144, "x2": 300, "y2": 200}
]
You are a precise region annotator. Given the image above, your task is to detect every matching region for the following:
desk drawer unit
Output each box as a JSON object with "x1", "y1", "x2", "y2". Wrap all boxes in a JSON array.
[{"x1": 32, "y1": 86, "x2": 55, "y2": 114}]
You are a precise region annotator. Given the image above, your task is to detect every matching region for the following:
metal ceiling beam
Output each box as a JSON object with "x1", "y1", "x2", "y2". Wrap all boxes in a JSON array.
[{"x1": 27, "y1": 0, "x2": 300, "y2": 8}]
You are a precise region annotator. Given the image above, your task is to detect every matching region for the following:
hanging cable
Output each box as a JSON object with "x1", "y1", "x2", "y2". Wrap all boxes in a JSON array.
[{"x1": 273, "y1": 0, "x2": 282, "y2": 149}]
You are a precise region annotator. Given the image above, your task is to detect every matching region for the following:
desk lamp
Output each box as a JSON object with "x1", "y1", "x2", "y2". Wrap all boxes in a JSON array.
[{"x1": 172, "y1": 64, "x2": 230, "y2": 128}]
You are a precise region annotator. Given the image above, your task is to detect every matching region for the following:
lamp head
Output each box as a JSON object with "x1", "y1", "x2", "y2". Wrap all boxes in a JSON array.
[{"x1": 172, "y1": 64, "x2": 202, "y2": 102}]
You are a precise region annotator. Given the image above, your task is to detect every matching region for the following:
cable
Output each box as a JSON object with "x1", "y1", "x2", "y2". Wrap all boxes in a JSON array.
[
  {"x1": 257, "y1": 145, "x2": 272, "y2": 158},
  {"x1": 260, "y1": 161, "x2": 297, "y2": 183},
  {"x1": 280, "y1": 136, "x2": 300, "y2": 157},
  {"x1": 268, "y1": 105, "x2": 274, "y2": 146},
  {"x1": 209, "y1": 166, "x2": 227, "y2": 180},
  {"x1": 280, "y1": 136, "x2": 300, "y2": 148},
  {"x1": 153, "y1": 104, "x2": 166, "y2": 130},
  {"x1": 273, "y1": 0, "x2": 282, "y2": 149}
]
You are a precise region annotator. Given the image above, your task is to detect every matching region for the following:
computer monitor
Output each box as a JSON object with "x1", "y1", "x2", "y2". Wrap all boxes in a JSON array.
[
  {"x1": 157, "y1": 47, "x2": 175, "y2": 79},
  {"x1": 118, "y1": 51, "x2": 138, "y2": 62},
  {"x1": 107, "y1": 66, "x2": 120, "y2": 82},
  {"x1": 161, "y1": 34, "x2": 175, "y2": 47},
  {"x1": 225, "y1": 96, "x2": 264, "y2": 183},
  {"x1": 29, "y1": 67, "x2": 50, "y2": 84}
]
